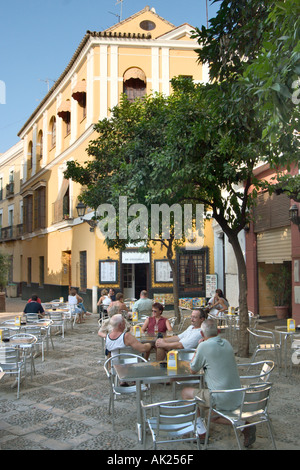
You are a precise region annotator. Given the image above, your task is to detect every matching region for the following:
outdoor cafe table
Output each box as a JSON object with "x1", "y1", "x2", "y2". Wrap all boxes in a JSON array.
[
  {"x1": 113, "y1": 359, "x2": 203, "y2": 443},
  {"x1": 268, "y1": 325, "x2": 297, "y2": 376},
  {"x1": 1, "y1": 319, "x2": 53, "y2": 352},
  {"x1": 0, "y1": 334, "x2": 37, "y2": 379}
]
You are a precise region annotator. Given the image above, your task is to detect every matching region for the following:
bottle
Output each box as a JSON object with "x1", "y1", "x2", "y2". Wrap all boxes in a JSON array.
[{"x1": 154, "y1": 322, "x2": 158, "y2": 335}]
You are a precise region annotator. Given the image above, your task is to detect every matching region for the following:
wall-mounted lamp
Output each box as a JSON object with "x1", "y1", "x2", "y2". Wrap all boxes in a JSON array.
[
  {"x1": 289, "y1": 204, "x2": 300, "y2": 231},
  {"x1": 76, "y1": 202, "x2": 97, "y2": 232}
]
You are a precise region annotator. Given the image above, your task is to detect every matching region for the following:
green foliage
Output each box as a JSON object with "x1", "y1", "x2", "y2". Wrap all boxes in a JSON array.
[
  {"x1": 0, "y1": 252, "x2": 10, "y2": 291},
  {"x1": 265, "y1": 265, "x2": 292, "y2": 306}
]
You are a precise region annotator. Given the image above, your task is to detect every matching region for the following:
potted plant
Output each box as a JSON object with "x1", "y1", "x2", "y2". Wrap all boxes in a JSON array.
[
  {"x1": 0, "y1": 252, "x2": 10, "y2": 312},
  {"x1": 265, "y1": 265, "x2": 291, "y2": 319}
]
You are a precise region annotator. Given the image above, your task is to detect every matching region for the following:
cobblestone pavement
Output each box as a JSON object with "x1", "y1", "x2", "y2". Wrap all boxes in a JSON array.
[{"x1": 0, "y1": 298, "x2": 299, "y2": 451}]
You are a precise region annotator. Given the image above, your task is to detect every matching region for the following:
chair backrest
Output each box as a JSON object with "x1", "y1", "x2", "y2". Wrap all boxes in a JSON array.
[
  {"x1": 0, "y1": 347, "x2": 20, "y2": 364},
  {"x1": 168, "y1": 317, "x2": 176, "y2": 329},
  {"x1": 25, "y1": 313, "x2": 39, "y2": 323},
  {"x1": 42, "y1": 303, "x2": 53, "y2": 310},
  {"x1": 151, "y1": 400, "x2": 198, "y2": 435},
  {"x1": 247, "y1": 327, "x2": 276, "y2": 343},
  {"x1": 239, "y1": 360, "x2": 275, "y2": 383},
  {"x1": 178, "y1": 349, "x2": 196, "y2": 361},
  {"x1": 24, "y1": 325, "x2": 42, "y2": 338},
  {"x1": 240, "y1": 383, "x2": 272, "y2": 417},
  {"x1": 10, "y1": 333, "x2": 37, "y2": 343},
  {"x1": 104, "y1": 353, "x2": 147, "y2": 378},
  {"x1": 49, "y1": 312, "x2": 63, "y2": 321},
  {"x1": 112, "y1": 347, "x2": 142, "y2": 358}
]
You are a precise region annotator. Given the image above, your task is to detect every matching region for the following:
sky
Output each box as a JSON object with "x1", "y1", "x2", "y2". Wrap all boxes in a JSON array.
[{"x1": 0, "y1": 0, "x2": 220, "y2": 154}]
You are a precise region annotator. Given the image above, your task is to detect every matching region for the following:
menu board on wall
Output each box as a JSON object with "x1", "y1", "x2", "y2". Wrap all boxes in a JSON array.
[
  {"x1": 99, "y1": 260, "x2": 118, "y2": 284},
  {"x1": 154, "y1": 260, "x2": 173, "y2": 283},
  {"x1": 206, "y1": 274, "x2": 218, "y2": 298}
]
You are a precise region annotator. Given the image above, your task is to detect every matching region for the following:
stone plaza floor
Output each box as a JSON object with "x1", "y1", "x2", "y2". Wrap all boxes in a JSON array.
[{"x1": 0, "y1": 297, "x2": 299, "y2": 451}]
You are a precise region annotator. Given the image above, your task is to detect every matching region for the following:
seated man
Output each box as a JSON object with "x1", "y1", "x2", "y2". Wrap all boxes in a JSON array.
[
  {"x1": 105, "y1": 313, "x2": 152, "y2": 357},
  {"x1": 155, "y1": 309, "x2": 206, "y2": 361},
  {"x1": 181, "y1": 319, "x2": 254, "y2": 447},
  {"x1": 23, "y1": 294, "x2": 45, "y2": 318},
  {"x1": 132, "y1": 290, "x2": 153, "y2": 318}
]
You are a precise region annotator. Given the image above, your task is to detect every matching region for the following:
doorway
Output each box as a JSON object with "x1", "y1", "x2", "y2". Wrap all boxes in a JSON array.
[{"x1": 122, "y1": 263, "x2": 149, "y2": 299}]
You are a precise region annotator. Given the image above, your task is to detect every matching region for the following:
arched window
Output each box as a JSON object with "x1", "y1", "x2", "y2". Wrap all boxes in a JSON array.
[
  {"x1": 37, "y1": 130, "x2": 43, "y2": 161},
  {"x1": 123, "y1": 68, "x2": 146, "y2": 102},
  {"x1": 50, "y1": 116, "x2": 56, "y2": 148}
]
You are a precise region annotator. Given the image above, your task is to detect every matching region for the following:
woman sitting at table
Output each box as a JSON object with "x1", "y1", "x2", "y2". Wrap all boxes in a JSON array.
[
  {"x1": 108, "y1": 292, "x2": 129, "y2": 315},
  {"x1": 208, "y1": 289, "x2": 229, "y2": 316},
  {"x1": 141, "y1": 302, "x2": 172, "y2": 359}
]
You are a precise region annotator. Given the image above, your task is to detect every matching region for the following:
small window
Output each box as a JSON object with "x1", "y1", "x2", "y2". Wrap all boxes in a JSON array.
[{"x1": 139, "y1": 20, "x2": 156, "y2": 31}]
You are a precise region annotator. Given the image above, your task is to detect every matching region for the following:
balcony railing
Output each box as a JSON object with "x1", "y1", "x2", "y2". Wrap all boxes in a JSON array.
[
  {"x1": 0, "y1": 224, "x2": 23, "y2": 241},
  {"x1": 6, "y1": 182, "x2": 14, "y2": 198}
]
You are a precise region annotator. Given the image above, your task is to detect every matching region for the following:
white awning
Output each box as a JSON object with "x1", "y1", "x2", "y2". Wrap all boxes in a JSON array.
[{"x1": 122, "y1": 251, "x2": 150, "y2": 264}]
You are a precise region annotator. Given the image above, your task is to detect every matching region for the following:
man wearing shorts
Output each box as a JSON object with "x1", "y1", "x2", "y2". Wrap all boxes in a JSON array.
[{"x1": 182, "y1": 318, "x2": 255, "y2": 447}]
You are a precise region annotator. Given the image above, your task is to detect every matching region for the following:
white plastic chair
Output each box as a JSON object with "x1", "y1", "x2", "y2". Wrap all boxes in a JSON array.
[
  {"x1": 203, "y1": 382, "x2": 276, "y2": 450},
  {"x1": 141, "y1": 399, "x2": 201, "y2": 450}
]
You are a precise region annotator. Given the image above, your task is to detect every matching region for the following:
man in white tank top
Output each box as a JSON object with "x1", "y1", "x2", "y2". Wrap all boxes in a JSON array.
[{"x1": 105, "y1": 314, "x2": 151, "y2": 357}]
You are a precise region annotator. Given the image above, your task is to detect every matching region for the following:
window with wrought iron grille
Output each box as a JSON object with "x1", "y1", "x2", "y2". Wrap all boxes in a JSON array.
[{"x1": 178, "y1": 250, "x2": 207, "y2": 291}]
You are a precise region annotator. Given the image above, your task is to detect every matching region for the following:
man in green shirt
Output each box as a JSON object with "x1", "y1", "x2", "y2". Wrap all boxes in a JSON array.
[{"x1": 182, "y1": 318, "x2": 255, "y2": 447}]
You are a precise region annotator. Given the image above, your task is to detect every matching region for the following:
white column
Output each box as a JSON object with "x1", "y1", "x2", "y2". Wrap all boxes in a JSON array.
[
  {"x1": 99, "y1": 45, "x2": 108, "y2": 120},
  {"x1": 22, "y1": 136, "x2": 28, "y2": 182},
  {"x1": 42, "y1": 110, "x2": 48, "y2": 168},
  {"x1": 92, "y1": 285, "x2": 98, "y2": 314},
  {"x1": 32, "y1": 124, "x2": 37, "y2": 177},
  {"x1": 70, "y1": 74, "x2": 78, "y2": 143},
  {"x1": 110, "y1": 45, "x2": 119, "y2": 109},
  {"x1": 86, "y1": 49, "x2": 94, "y2": 128},
  {"x1": 56, "y1": 95, "x2": 62, "y2": 157},
  {"x1": 151, "y1": 47, "x2": 160, "y2": 93},
  {"x1": 161, "y1": 47, "x2": 170, "y2": 96}
]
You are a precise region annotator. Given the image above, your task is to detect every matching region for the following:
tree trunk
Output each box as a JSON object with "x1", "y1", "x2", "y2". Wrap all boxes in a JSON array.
[
  {"x1": 0, "y1": 292, "x2": 6, "y2": 312},
  {"x1": 226, "y1": 232, "x2": 249, "y2": 357},
  {"x1": 168, "y1": 257, "x2": 180, "y2": 321}
]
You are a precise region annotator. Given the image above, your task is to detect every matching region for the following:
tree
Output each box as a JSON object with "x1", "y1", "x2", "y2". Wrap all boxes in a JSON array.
[
  {"x1": 64, "y1": 93, "x2": 201, "y2": 321},
  {"x1": 65, "y1": 1, "x2": 298, "y2": 356}
]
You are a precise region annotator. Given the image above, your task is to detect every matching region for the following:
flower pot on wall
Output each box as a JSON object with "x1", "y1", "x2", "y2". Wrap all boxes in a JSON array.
[{"x1": 274, "y1": 305, "x2": 289, "y2": 319}]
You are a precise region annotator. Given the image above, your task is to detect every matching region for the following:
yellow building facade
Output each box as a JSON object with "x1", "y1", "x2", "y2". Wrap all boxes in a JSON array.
[{"x1": 1, "y1": 7, "x2": 214, "y2": 311}]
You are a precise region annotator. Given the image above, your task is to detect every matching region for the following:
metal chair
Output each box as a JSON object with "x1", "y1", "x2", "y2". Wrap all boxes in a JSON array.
[
  {"x1": 49, "y1": 312, "x2": 65, "y2": 338},
  {"x1": 9, "y1": 333, "x2": 37, "y2": 380},
  {"x1": 178, "y1": 307, "x2": 192, "y2": 332},
  {"x1": 247, "y1": 328, "x2": 281, "y2": 367},
  {"x1": 203, "y1": 382, "x2": 277, "y2": 450},
  {"x1": 172, "y1": 349, "x2": 199, "y2": 399},
  {"x1": 168, "y1": 317, "x2": 176, "y2": 329},
  {"x1": 290, "y1": 334, "x2": 300, "y2": 374},
  {"x1": 103, "y1": 353, "x2": 150, "y2": 430},
  {"x1": 24, "y1": 325, "x2": 50, "y2": 361},
  {"x1": 141, "y1": 399, "x2": 201, "y2": 450},
  {"x1": 238, "y1": 360, "x2": 275, "y2": 385},
  {"x1": 25, "y1": 313, "x2": 39, "y2": 323},
  {"x1": 0, "y1": 347, "x2": 26, "y2": 399}
]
